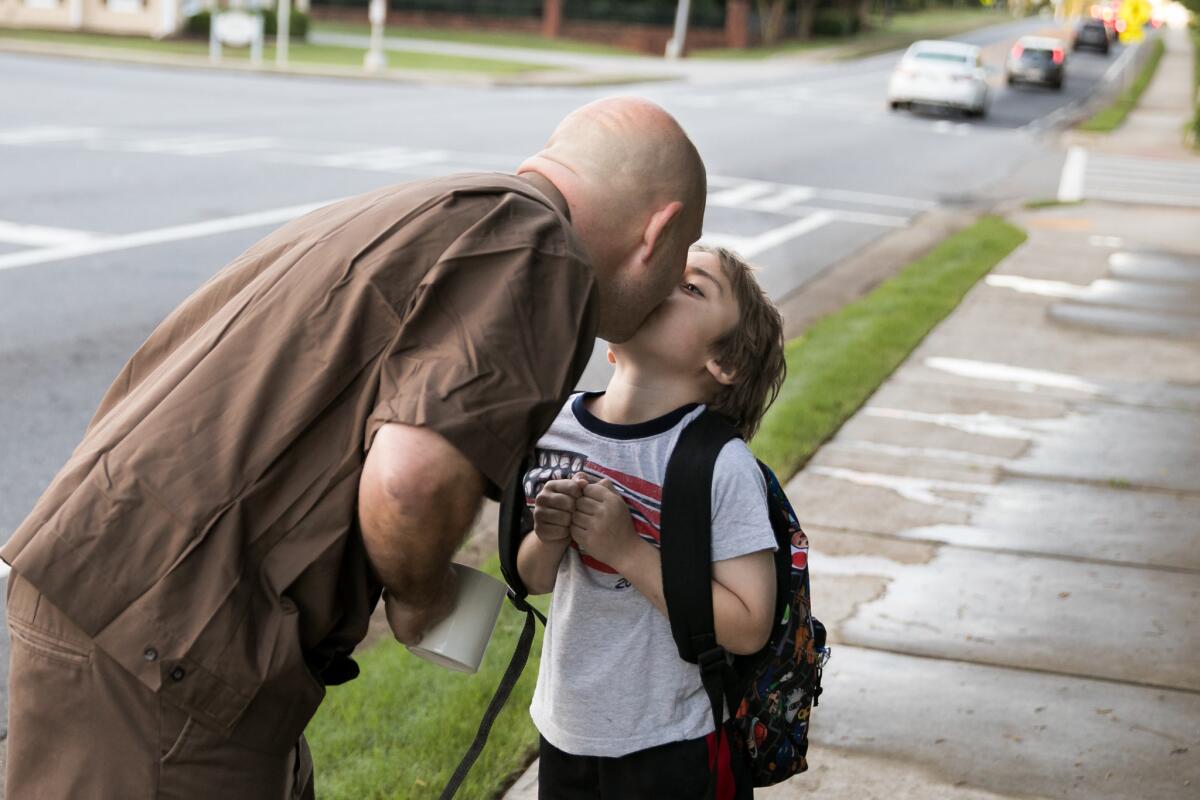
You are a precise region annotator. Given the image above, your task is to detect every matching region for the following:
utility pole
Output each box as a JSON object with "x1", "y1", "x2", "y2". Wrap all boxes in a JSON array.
[
  {"x1": 277, "y1": 0, "x2": 291, "y2": 66},
  {"x1": 364, "y1": 0, "x2": 389, "y2": 72},
  {"x1": 665, "y1": 0, "x2": 692, "y2": 59}
]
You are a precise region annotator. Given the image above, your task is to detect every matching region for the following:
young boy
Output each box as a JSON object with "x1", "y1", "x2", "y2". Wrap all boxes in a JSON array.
[{"x1": 516, "y1": 245, "x2": 787, "y2": 800}]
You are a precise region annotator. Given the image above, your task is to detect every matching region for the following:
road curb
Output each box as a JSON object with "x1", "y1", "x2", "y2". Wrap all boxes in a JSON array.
[
  {"x1": 0, "y1": 38, "x2": 675, "y2": 87},
  {"x1": 776, "y1": 207, "x2": 982, "y2": 340}
]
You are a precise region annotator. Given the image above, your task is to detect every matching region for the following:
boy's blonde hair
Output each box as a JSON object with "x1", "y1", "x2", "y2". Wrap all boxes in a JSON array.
[{"x1": 692, "y1": 244, "x2": 786, "y2": 441}]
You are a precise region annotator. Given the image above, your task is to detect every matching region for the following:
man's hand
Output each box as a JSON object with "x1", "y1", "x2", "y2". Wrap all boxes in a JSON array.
[
  {"x1": 569, "y1": 478, "x2": 641, "y2": 570},
  {"x1": 532, "y1": 477, "x2": 587, "y2": 543},
  {"x1": 383, "y1": 566, "x2": 459, "y2": 646}
]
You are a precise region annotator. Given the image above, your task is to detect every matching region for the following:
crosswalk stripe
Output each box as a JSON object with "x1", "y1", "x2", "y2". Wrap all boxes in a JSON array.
[{"x1": 0, "y1": 220, "x2": 98, "y2": 247}]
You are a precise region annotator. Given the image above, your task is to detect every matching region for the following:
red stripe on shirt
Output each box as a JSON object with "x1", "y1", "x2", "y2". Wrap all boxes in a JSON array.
[{"x1": 586, "y1": 462, "x2": 663, "y2": 502}]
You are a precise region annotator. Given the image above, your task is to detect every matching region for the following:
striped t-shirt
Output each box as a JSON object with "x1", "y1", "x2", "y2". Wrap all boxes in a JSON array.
[{"x1": 527, "y1": 392, "x2": 776, "y2": 757}]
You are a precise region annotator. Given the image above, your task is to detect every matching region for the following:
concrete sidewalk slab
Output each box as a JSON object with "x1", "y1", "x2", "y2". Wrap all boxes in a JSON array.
[
  {"x1": 762, "y1": 645, "x2": 1200, "y2": 800},
  {"x1": 810, "y1": 526, "x2": 1200, "y2": 690}
]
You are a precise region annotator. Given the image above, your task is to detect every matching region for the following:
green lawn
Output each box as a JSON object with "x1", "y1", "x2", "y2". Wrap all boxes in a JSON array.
[
  {"x1": 694, "y1": 8, "x2": 1006, "y2": 60},
  {"x1": 311, "y1": 19, "x2": 632, "y2": 56},
  {"x1": 750, "y1": 216, "x2": 1028, "y2": 479},
  {"x1": 0, "y1": 27, "x2": 552, "y2": 74},
  {"x1": 1079, "y1": 36, "x2": 1166, "y2": 132},
  {"x1": 306, "y1": 557, "x2": 548, "y2": 800}
]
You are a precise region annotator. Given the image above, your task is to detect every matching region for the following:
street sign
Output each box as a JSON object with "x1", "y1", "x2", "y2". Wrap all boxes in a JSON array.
[
  {"x1": 210, "y1": 11, "x2": 265, "y2": 66},
  {"x1": 1118, "y1": 0, "x2": 1151, "y2": 44}
]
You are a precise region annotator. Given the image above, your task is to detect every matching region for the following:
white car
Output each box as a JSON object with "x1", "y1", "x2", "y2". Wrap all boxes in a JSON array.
[{"x1": 887, "y1": 40, "x2": 990, "y2": 118}]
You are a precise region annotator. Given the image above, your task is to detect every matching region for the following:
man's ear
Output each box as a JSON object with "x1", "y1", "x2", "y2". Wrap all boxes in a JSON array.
[
  {"x1": 640, "y1": 201, "x2": 684, "y2": 264},
  {"x1": 706, "y1": 357, "x2": 737, "y2": 387}
]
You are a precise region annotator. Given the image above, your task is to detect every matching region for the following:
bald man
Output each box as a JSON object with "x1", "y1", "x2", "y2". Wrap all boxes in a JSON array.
[{"x1": 1, "y1": 97, "x2": 707, "y2": 799}]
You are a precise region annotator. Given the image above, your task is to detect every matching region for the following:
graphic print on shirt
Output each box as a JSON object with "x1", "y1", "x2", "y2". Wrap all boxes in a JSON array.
[{"x1": 523, "y1": 448, "x2": 664, "y2": 588}]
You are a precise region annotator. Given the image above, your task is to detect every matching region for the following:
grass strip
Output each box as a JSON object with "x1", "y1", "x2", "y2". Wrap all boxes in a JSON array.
[
  {"x1": 1079, "y1": 36, "x2": 1166, "y2": 132},
  {"x1": 750, "y1": 216, "x2": 1027, "y2": 480},
  {"x1": 694, "y1": 8, "x2": 1003, "y2": 60},
  {"x1": 311, "y1": 20, "x2": 630, "y2": 56},
  {"x1": 305, "y1": 556, "x2": 548, "y2": 799},
  {"x1": 0, "y1": 28, "x2": 551, "y2": 74},
  {"x1": 1191, "y1": 28, "x2": 1200, "y2": 149}
]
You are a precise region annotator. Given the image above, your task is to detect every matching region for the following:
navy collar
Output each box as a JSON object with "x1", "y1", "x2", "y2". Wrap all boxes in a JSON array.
[{"x1": 571, "y1": 392, "x2": 700, "y2": 440}]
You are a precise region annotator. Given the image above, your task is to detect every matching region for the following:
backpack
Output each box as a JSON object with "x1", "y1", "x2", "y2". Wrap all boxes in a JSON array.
[
  {"x1": 661, "y1": 410, "x2": 828, "y2": 792},
  {"x1": 440, "y1": 410, "x2": 828, "y2": 799}
]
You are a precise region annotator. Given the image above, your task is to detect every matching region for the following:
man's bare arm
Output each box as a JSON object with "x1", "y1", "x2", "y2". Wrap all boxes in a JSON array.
[{"x1": 358, "y1": 423, "x2": 486, "y2": 644}]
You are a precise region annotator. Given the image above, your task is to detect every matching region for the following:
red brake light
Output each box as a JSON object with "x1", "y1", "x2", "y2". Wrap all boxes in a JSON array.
[
  {"x1": 1052, "y1": 49, "x2": 1064, "y2": 64},
  {"x1": 1011, "y1": 43, "x2": 1024, "y2": 59}
]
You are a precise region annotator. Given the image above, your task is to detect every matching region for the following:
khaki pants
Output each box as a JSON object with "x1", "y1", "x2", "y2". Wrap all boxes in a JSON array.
[{"x1": 5, "y1": 573, "x2": 315, "y2": 800}]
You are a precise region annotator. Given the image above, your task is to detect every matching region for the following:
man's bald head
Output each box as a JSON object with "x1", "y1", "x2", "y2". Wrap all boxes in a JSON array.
[{"x1": 519, "y1": 97, "x2": 707, "y2": 342}]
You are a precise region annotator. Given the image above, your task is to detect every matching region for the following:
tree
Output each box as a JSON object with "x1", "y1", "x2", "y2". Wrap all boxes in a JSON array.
[{"x1": 756, "y1": 0, "x2": 790, "y2": 45}]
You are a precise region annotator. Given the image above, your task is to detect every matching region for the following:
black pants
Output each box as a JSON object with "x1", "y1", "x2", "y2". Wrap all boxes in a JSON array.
[{"x1": 537, "y1": 733, "x2": 751, "y2": 800}]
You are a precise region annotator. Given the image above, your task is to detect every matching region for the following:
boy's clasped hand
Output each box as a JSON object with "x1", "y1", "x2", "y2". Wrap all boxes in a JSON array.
[{"x1": 532, "y1": 476, "x2": 642, "y2": 571}]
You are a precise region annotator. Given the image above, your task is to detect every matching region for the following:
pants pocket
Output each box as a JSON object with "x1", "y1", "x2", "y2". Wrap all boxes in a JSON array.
[{"x1": 8, "y1": 616, "x2": 92, "y2": 667}]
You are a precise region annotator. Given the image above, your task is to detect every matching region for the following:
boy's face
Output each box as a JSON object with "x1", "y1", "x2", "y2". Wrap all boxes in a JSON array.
[{"x1": 612, "y1": 250, "x2": 740, "y2": 381}]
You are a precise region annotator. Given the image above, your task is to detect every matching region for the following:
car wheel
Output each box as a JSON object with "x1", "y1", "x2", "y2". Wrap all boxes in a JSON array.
[
  {"x1": 889, "y1": 100, "x2": 901, "y2": 111},
  {"x1": 1053, "y1": 79, "x2": 1063, "y2": 90},
  {"x1": 1006, "y1": 74, "x2": 1015, "y2": 86}
]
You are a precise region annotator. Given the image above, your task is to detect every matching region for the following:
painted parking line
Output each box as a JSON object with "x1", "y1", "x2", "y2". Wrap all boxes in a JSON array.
[
  {"x1": 0, "y1": 220, "x2": 98, "y2": 247},
  {"x1": 1057, "y1": 146, "x2": 1088, "y2": 202},
  {"x1": 0, "y1": 198, "x2": 342, "y2": 273}
]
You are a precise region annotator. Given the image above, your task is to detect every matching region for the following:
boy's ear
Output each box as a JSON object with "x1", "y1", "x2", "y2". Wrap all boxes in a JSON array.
[
  {"x1": 706, "y1": 357, "x2": 737, "y2": 387},
  {"x1": 606, "y1": 347, "x2": 616, "y2": 365}
]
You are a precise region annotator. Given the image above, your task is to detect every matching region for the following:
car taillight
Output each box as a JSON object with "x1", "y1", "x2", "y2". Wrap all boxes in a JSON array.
[
  {"x1": 1052, "y1": 49, "x2": 1064, "y2": 64},
  {"x1": 1011, "y1": 43, "x2": 1024, "y2": 59}
]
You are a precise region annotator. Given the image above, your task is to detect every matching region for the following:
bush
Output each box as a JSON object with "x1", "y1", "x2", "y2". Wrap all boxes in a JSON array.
[
  {"x1": 811, "y1": 10, "x2": 861, "y2": 38},
  {"x1": 184, "y1": 8, "x2": 309, "y2": 40}
]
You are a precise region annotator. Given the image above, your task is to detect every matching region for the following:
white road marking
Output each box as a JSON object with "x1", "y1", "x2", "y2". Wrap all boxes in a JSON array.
[
  {"x1": 705, "y1": 211, "x2": 835, "y2": 258},
  {"x1": 1089, "y1": 235, "x2": 1124, "y2": 247},
  {"x1": 1057, "y1": 146, "x2": 1088, "y2": 202},
  {"x1": 0, "y1": 125, "x2": 102, "y2": 144},
  {"x1": 706, "y1": 181, "x2": 777, "y2": 207},
  {"x1": 0, "y1": 199, "x2": 342, "y2": 273},
  {"x1": 117, "y1": 135, "x2": 281, "y2": 156},
  {"x1": 0, "y1": 220, "x2": 98, "y2": 247},
  {"x1": 311, "y1": 147, "x2": 451, "y2": 171}
]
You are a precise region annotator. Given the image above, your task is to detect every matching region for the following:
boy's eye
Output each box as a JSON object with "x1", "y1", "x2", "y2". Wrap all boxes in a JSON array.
[{"x1": 682, "y1": 282, "x2": 704, "y2": 297}]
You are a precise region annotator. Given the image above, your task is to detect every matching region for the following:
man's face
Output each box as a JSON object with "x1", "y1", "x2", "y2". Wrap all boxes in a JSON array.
[
  {"x1": 613, "y1": 250, "x2": 739, "y2": 377},
  {"x1": 605, "y1": 204, "x2": 702, "y2": 343}
]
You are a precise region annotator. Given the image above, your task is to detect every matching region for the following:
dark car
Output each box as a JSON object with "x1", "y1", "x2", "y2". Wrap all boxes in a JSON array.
[
  {"x1": 1074, "y1": 19, "x2": 1111, "y2": 54},
  {"x1": 1006, "y1": 37, "x2": 1066, "y2": 90}
]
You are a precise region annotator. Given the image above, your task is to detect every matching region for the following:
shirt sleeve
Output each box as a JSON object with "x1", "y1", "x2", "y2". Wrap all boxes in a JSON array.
[
  {"x1": 710, "y1": 440, "x2": 778, "y2": 562},
  {"x1": 364, "y1": 192, "x2": 598, "y2": 500}
]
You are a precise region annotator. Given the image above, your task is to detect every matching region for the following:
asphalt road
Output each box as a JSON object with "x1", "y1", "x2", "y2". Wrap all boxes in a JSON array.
[{"x1": 0, "y1": 16, "x2": 1141, "y2": 736}]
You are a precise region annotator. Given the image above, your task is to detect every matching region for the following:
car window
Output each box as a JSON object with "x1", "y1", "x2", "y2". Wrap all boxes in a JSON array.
[{"x1": 914, "y1": 52, "x2": 969, "y2": 63}]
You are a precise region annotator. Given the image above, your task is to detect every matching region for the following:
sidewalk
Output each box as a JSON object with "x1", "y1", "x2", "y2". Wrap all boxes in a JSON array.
[
  {"x1": 505, "y1": 25, "x2": 1200, "y2": 800},
  {"x1": 1066, "y1": 25, "x2": 1196, "y2": 159}
]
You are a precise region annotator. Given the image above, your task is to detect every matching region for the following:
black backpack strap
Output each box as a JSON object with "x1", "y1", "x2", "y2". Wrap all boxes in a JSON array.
[
  {"x1": 498, "y1": 455, "x2": 535, "y2": 599},
  {"x1": 441, "y1": 458, "x2": 545, "y2": 800},
  {"x1": 660, "y1": 410, "x2": 742, "y2": 799}
]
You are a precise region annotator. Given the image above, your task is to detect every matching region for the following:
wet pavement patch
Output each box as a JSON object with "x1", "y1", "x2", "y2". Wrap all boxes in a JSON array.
[
  {"x1": 1049, "y1": 302, "x2": 1200, "y2": 340},
  {"x1": 1109, "y1": 251, "x2": 1200, "y2": 284}
]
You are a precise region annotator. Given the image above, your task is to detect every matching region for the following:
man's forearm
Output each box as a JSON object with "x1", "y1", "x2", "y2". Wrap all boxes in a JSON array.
[{"x1": 517, "y1": 534, "x2": 571, "y2": 595}]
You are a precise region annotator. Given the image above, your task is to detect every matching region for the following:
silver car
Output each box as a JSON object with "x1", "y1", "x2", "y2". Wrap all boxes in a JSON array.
[{"x1": 887, "y1": 40, "x2": 990, "y2": 118}]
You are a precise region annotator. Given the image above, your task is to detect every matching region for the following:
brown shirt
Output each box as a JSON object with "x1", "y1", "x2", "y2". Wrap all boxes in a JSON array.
[{"x1": 1, "y1": 173, "x2": 598, "y2": 753}]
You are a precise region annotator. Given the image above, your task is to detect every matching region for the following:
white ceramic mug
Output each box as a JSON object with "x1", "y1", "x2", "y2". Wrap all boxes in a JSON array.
[{"x1": 405, "y1": 563, "x2": 507, "y2": 674}]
